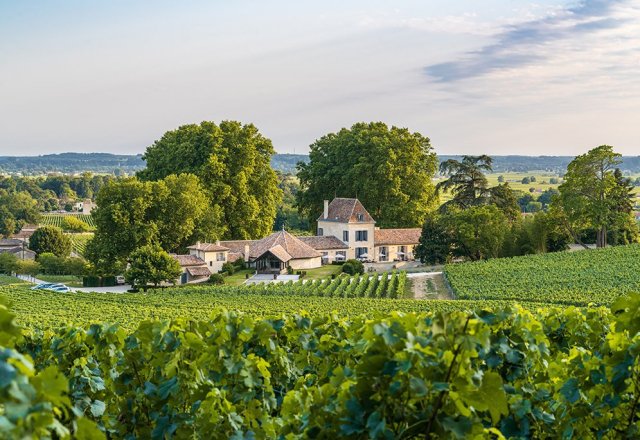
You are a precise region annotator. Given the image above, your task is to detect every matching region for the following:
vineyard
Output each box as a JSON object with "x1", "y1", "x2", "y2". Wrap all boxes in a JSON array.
[
  {"x1": 40, "y1": 213, "x2": 96, "y2": 229},
  {"x1": 445, "y1": 243, "x2": 640, "y2": 306},
  {"x1": 68, "y1": 232, "x2": 93, "y2": 256},
  {"x1": 2, "y1": 285, "x2": 638, "y2": 438},
  {"x1": 0, "y1": 279, "x2": 548, "y2": 331},
  {"x1": 246, "y1": 272, "x2": 409, "y2": 298}
]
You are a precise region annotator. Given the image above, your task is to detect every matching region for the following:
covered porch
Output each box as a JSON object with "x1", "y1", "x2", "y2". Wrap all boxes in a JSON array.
[{"x1": 254, "y1": 245, "x2": 292, "y2": 274}]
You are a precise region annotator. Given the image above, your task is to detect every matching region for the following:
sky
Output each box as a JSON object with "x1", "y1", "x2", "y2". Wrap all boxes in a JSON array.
[{"x1": 1, "y1": 0, "x2": 639, "y2": 156}]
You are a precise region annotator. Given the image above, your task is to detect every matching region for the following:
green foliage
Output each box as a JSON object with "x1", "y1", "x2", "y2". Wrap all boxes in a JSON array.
[
  {"x1": 297, "y1": 122, "x2": 439, "y2": 228},
  {"x1": 0, "y1": 253, "x2": 18, "y2": 274},
  {"x1": 124, "y1": 245, "x2": 182, "y2": 288},
  {"x1": 139, "y1": 120, "x2": 281, "y2": 240},
  {"x1": 87, "y1": 174, "x2": 214, "y2": 273},
  {"x1": 341, "y1": 259, "x2": 365, "y2": 275},
  {"x1": 15, "y1": 259, "x2": 40, "y2": 276},
  {"x1": 30, "y1": 225, "x2": 72, "y2": 257},
  {"x1": 437, "y1": 155, "x2": 493, "y2": 209},
  {"x1": 0, "y1": 296, "x2": 104, "y2": 439},
  {"x1": 555, "y1": 145, "x2": 638, "y2": 248},
  {"x1": 446, "y1": 243, "x2": 640, "y2": 306},
  {"x1": 4, "y1": 293, "x2": 640, "y2": 438},
  {"x1": 209, "y1": 273, "x2": 225, "y2": 285},
  {"x1": 61, "y1": 215, "x2": 91, "y2": 232},
  {"x1": 221, "y1": 261, "x2": 235, "y2": 275},
  {"x1": 0, "y1": 189, "x2": 40, "y2": 237}
]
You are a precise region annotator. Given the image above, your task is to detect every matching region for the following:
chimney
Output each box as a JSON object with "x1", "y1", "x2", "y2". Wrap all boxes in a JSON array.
[
  {"x1": 244, "y1": 244, "x2": 250, "y2": 259},
  {"x1": 196, "y1": 241, "x2": 201, "y2": 247},
  {"x1": 216, "y1": 240, "x2": 221, "y2": 246},
  {"x1": 323, "y1": 200, "x2": 329, "y2": 219}
]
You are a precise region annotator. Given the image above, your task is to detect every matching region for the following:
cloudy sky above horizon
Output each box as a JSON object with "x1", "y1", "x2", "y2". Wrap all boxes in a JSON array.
[{"x1": 1, "y1": 0, "x2": 639, "y2": 156}]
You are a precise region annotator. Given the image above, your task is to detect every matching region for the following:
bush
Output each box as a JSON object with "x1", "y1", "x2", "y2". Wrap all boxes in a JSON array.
[
  {"x1": 0, "y1": 253, "x2": 18, "y2": 274},
  {"x1": 61, "y1": 216, "x2": 91, "y2": 232},
  {"x1": 15, "y1": 259, "x2": 41, "y2": 277},
  {"x1": 342, "y1": 259, "x2": 364, "y2": 275},
  {"x1": 221, "y1": 262, "x2": 235, "y2": 275},
  {"x1": 209, "y1": 273, "x2": 225, "y2": 285},
  {"x1": 233, "y1": 257, "x2": 246, "y2": 270}
]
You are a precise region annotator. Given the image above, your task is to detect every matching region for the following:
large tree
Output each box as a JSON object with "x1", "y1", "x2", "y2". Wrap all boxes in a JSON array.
[
  {"x1": 555, "y1": 145, "x2": 636, "y2": 248},
  {"x1": 30, "y1": 226, "x2": 72, "y2": 257},
  {"x1": 124, "y1": 245, "x2": 182, "y2": 290},
  {"x1": 139, "y1": 120, "x2": 281, "y2": 239},
  {"x1": 296, "y1": 122, "x2": 439, "y2": 228},
  {"x1": 86, "y1": 174, "x2": 219, "y2": 274},
  {"x1": 436, "y1": 155, "x2": 493, "y2": 209}
]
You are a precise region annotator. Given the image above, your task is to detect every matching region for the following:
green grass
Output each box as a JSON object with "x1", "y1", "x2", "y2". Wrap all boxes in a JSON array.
[
  {"x1": 223, "y1": 269, "x2": 255, "y2": 286},
  {"x1": 298, "y1": 264, "x2": 343, "y2": 280}
]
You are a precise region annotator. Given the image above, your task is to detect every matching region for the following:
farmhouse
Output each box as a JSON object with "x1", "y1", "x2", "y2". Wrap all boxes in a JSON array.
[
  {"x1": 216, "y1": 198, "x2": 421, "y2": 275},
  {"x1": 316, "y1": 198, "x2": 421, "y2": 262},
  {"x1": 171, "y1": 242, "x2": 230, "y2": 284}
]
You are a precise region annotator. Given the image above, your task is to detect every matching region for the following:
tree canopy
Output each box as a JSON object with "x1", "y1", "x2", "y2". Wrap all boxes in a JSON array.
[
  {"x1": 555, "y1": 145, "x2": 638, "y2": 248},
  {"x1": 436, "y1": 155, "x2": 493, "y2": 209},
  {"x1": 124, "y1": 245, "x2": 182, "y2": 289},
  {"x1": 30, "y1": 226, "x2": 72, "y2": 257},
  {"x1": 86, "y1": 174, "x2": 214, "y2": 274},
  {"x1": 138, "y1": 120, "x2": 281, "y2": 239},
  {"x1": 296, "y1": 122, "x2": 439, "y2": 228}
]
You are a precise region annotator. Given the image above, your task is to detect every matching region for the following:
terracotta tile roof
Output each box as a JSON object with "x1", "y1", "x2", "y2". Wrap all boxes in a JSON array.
[
  {"x1": 374, "y1": 228, "x2": 421, "y2": 245},
  {"x1": 186, "y1": 266, "x2": 212, "y2": 277},
  {"x1": 297, "y1": 235, "x2": 348, "y2": 250},
  {"x1": 187, "y1": 242, "x2": 230, "y2": 252},
  {"x1": 317, "y1": 198, "x2": 375, "y2": 223},
  {"x1": 218, "y1": 240, "x2": 256, "y2": 258},
  {"x1": 250, "y1": 230, "x2": 321, "y2": 260},
  {"x1": 171, "y1": 254, "x2": 207, "y2": 267},
  {"x1": 257, "y1": 244, "x2": 292, "y2": 262}
]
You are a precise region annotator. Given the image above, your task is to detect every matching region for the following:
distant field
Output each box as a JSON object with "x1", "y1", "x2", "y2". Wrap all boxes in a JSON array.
[
  {"x1": 40, "y1": 213, "x2": 96, "y2": 229},
  {"x1": 445, "y1": 244, "x2": 640, "y2": 306}
]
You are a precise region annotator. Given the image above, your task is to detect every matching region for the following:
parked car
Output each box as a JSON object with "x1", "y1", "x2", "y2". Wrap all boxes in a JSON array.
[
  {"x1": 32, "y1": 283, "x2": 71, "y2": 293},
  {"x1": 116, "y1": 275, "x2": 126, "y2": 285},
  {"x1": 31, "y1": 283, "x2": 56, "y2": 290}
]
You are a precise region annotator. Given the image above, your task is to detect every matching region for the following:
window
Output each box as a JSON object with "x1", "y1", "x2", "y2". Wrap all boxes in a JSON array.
[
  {"x1": 356, "y1": 247, "x2": 368, "y2": 259},
  {"x1": 356, "y1": 230, "x2": 368, "y2": 242},
  {"x1": 356, "y1": 213, "x2": 364, "y2": 221},
  {"x1": 216, "y1": 252, "x2": 225, "y2": 262},
  {"x1": 209, "y1": 261, "x2": 213, "y2": 267},
  {"x1": 343, "y1": 231, "x2": 349, "y2": 242},
  {"x1": 379, "y1": 246, "x2": 388, "y2": 262},
  {"x1": 336, "y1": 251, "x2": 346, "y2": 260},
  {"x1": 318, "y1": 227, "x2": 323, "y2": 236}
]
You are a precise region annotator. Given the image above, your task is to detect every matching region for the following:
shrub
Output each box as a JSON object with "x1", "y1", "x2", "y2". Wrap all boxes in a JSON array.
[
  {"x1": 0, "y1": 253, "x2": 18, "y2": 274},
  {"x1": 61, "y1": 216, "x2": 91, "y2": 232},
  {"x1": 209, "y1": 273, "x2": 225, "y2": 285},
  {"x1": 342, "y1": 259, "x2": 364, "y2": 275},
  {"x1": 221, "y1": 262, "x2": 235, "y2": 275},
  {"x1": 233, "y1": 257, "x2": 246, "y2": 270}
]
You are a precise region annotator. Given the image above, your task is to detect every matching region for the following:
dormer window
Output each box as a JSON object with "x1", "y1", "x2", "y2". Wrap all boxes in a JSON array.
[{"x1": 356, "y1": 213, "x2": 364, "y2": 222}]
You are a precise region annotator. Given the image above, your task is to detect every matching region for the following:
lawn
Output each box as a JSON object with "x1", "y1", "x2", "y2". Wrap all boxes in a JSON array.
[
  {"x1": 223, "y1": 269, "x2": 255, "y2": 286},
  {"x1": 298, "y1": 264, "x2": 343, "y2": 280}
]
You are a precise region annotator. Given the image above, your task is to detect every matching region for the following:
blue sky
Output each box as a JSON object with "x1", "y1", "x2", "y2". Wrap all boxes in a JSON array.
[{"x1": 1, "y1": 0, "x2": 639, "y2": 156}]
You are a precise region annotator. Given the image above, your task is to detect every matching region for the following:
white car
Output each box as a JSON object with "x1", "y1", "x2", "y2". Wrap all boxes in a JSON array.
[{"x1": 116, "y1": 276, "x2": 126, "y2": 285}]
